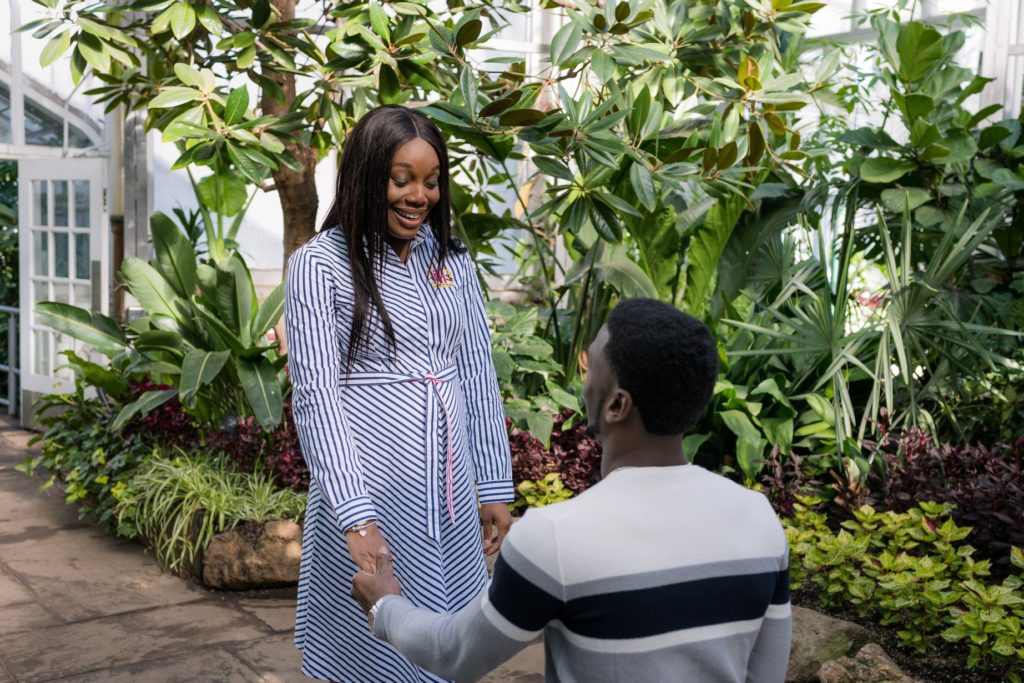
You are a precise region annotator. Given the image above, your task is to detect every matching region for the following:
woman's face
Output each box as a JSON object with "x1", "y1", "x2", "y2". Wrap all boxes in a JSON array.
[{"x1": 387, "y1": 137, "x2": 441, "y2": 242}]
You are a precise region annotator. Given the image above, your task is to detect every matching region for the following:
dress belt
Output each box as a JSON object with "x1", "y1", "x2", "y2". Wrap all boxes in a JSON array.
[{"x1": 344, "y1": 366, "x2": 459, "y2": 542}]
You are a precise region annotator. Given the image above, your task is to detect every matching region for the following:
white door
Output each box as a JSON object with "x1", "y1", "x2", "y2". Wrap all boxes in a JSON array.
[{"x1": 18, "y1": 158, "x2": 108, "y2": 396}]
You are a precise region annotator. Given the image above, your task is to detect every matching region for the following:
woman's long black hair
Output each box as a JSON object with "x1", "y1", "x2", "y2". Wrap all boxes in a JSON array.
[{"x1": 320, "y1": 105, "x2": 465, "y2": 368}]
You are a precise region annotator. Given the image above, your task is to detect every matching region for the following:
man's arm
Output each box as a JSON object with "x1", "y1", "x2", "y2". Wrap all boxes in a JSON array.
[
  {"x1": 745, "y1": 558, "x2": 793, "y2": 682},
  {"x1": 353, "y1": 514, "x2": 565, "y2": 682}
]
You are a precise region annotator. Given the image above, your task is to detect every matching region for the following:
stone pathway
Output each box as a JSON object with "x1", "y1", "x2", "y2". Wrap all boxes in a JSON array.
[{"x1": 0, "y1": 416, "x2": 543, "y2": 682}]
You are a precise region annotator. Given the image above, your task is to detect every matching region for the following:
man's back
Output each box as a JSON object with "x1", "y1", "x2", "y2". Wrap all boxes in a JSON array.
[{"x1": 489, "y1": 464, "x2": 791, "y2": 682}]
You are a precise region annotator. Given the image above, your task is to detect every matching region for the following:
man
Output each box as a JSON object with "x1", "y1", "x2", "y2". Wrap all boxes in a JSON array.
[{"x1": 352, "y1": 298, "x2": 792, "y2": 682}]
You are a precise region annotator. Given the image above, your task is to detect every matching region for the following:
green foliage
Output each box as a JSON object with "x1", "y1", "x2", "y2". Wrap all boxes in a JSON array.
[
  {"x1": 35, "y1": 211, "x2": 287, "y2": 431},
  {"x1": 18, "y1": 382, "x2": 151, "y2": 529},
  {"x1": 786, "y1": 499, "x2": 1024, "y2": 677},
  {"x1": 487, "y1": 300, "x2": 579, "y2": 447},
  {"x1": 114, "y1": 450, "x2": 306, "y2": 573},
  {"x1": 512, "y1": 472, "x2": 573, "y2": 511}
]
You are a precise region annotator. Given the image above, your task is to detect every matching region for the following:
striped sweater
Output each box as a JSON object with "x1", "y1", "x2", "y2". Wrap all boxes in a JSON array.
[{"x1": 374, "y1": 464, "x2": 792, "y2": 682}]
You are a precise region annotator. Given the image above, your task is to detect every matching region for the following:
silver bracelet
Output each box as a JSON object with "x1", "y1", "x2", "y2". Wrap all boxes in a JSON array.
[
  {"x1": 346, "y1": 519, "x2": 377, "y2": 537},
  {"x1": 367, "y1": 595, "x2": 390, "y2": 633}
]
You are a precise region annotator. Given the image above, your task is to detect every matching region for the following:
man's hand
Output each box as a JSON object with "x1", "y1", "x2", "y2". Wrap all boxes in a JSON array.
[
  {"x1": 347, "y1": 523, "x2": 390, "y2": 573},
  {"x1": 480, "y1": 503, "x2": 513, "y2": 556},
  {"x1": 352, "y1": 546, "x2": 402, "y2": 615}
]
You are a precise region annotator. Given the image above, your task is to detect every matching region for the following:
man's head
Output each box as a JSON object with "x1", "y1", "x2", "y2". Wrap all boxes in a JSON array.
[{"x1": 583, "y1": 299, "x2": 718, "y2": 448}]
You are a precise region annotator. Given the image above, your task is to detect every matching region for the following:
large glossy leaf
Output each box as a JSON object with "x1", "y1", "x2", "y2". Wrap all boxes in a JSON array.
[
  {"x1": 58, "y1": 351, "x2": 129, "y2": 398},
  {"x1": 237, "y1": 357, "x2": 283, "y2": 429},
  {"x1": 34, "y1": 302, "x2": 125, "y2": 357},
  {"x1": 251, "y1": 281, "x2": 285, "y2": 340},
  {"x1": 121, "y1": 257, "x2": 184, "y2": 323},
  {"x1": 179, "y1": 349, "x2": 230, "y2": 403},
  {"x1": 112, "y1": 389, "x2": 177, "y2": 431},
  {"x1": 593, "y1": 256, "x2": 658, "y2": 298},
  {"x1": 859, "y1": 157, "x2": 917, "y2": 183},
  {"x1": 896, "y1": 22, "x2": 943, "y2": 83},
  {"x1": 150, "y1": 212, "x2": 197, "y2": 299},
  {"x1": 683, "y1": 196, "x2": 746, "y2": 318}
]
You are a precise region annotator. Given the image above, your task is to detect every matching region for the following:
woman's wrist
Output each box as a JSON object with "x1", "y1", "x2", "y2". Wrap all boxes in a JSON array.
[{"x1": 345, "y1": 519, "x2": 378, "y2": 537}]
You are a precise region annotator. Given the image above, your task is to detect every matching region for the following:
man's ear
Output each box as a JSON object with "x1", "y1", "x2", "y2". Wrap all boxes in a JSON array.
[{"x1": 605, "y1": 387, "x2": 634, "y2": 425}]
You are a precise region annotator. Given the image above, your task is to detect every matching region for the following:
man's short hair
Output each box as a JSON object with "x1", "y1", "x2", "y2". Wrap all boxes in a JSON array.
[{"x1": 605, "y1": 298, "x2": 719, "y2": 435}]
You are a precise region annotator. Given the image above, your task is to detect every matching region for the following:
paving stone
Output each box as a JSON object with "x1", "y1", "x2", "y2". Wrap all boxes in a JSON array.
[
  {"x1": 480, "y1": 640, "x2": 546, "y2": 683},
  {"x1": 232, "y1": 598, "x2": 297, "y2": 633},
  {"x1": 0, "y1": 528, "x2": 204, "y2": 621},
  {"x1": 0, "y1": 601, "x2": 267, "y2": 681},
  {"x1": 0, "y1": 564, "x2": 36, "y2": 606},
  {"x1": 231, "y1": 633, "x2": 322, "y2": 683},
  {"x1": 0, "y1": 601, "x2": 63, "y2": 636},
  {"x1": 66, "y1": 647, "x2": 262, "y2": 682}
]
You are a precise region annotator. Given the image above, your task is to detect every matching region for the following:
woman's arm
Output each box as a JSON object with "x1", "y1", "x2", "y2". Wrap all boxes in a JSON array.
[
  {"x1": 453, "y1": 256, "x2": 515, "y2": 542},
  {"x1": 286, "y1": 246, "x2": 379, "y2": 541}
]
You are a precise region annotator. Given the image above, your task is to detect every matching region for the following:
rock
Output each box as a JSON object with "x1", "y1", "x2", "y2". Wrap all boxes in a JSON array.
[
  {"x1": 202, "y1": 521, "x2": 302, "y2": 590},
  {"x1": 817, "y1": 643, "x2": 916, "y2": 683},
  {"x1": 786, "y1": 606, "x2": 873, "y2": 683}
]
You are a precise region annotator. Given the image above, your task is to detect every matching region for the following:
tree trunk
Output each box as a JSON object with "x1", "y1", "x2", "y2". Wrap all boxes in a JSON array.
[{"x1": 264, "y1": 0, "x2": 318, "y2": 270}]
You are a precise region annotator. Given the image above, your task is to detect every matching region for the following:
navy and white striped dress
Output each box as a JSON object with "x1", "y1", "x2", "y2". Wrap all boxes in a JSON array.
[{"x1": 285, "y1": 226, "x2": 514, "y2": 682}]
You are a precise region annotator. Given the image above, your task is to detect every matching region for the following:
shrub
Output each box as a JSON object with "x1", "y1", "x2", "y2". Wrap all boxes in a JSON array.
[
  {"x1": 114, "y1": 450, "x2": 306, "y2": 573},
  {"x1": 785, "y1": 499, "x2": 1024, "y2": 680},
  {"x1": 509, "y1": 409, "x2": 601, "y2": 507},
  {"x1": 19, "y1": 393, "x2": 152, "y2": 530},
  {"x1": 866, "y1": 424, "x2": 1024, "y2": 576},
  {"x1": 512, "y1": 473, "x2": 573, "y2": 511}
]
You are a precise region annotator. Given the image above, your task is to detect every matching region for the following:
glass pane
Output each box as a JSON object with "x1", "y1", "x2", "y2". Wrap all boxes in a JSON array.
[
  {"x1": 0, "y1": 82, "x2": 10, "y2": 144},
  {"x1": 33, "y1": 330, "x2": 50, "y2": 376},
  {"x1": 53, "y1": 282, "x2": 69, "y2": 304},
  {"x1": 32, "y1": 180, "x2": 48, "y2": 226},
  {"x1": 33, "y1": 281, "x2": 48, "y2": 305},
  {"x1": 73, "y1": 181, "x2": 90, "y2": 228},
  {"x1": 75, "y1": 233, "x2": 90, "y2": 279},
  {"x1": 73, "y1": 284, "x2": 91, "y2": 308},
  {"x1": 55, "y1": 333, "x2": 73, "y2": 379},
  {"x1": 24, "y1": 98, "x2": 64, "y2": 147},
  {"x1": 32, "y1": 231, "x2": 48, "y2": 276},
  {"x1": 53, "y1": 181, "x2": 68, "y2": 227},
  {"x1": 54, "y1": 232, "x2": 69, "y2": 278},
  {"x1": 69, "y1": 125, "x2": 92, "y2": 149}
]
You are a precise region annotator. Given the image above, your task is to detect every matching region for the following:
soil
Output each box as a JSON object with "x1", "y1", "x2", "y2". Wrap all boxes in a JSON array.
[{"x1": 793, "y1": 591, "x2": 1009, "y2": 683}]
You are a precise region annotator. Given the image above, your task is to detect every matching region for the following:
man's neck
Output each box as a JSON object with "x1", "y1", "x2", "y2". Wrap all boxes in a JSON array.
[{"x1": 600, "y1": 432, "x2": 688, "y2": 478}]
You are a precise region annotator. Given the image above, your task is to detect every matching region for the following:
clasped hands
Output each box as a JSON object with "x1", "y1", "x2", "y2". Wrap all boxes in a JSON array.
[{"x1": 350, "y1": 503, "x2": 512, "y2": 616}]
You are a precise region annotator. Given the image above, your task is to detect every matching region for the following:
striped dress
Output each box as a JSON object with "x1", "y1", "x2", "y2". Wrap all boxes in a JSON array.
[{"x1": 285, "y1": 226, "x2": 514, "y2": 682}]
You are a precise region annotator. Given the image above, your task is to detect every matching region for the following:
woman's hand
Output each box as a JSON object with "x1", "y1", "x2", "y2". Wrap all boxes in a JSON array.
[
  {"x1": 347, "y1": 523, "x2": 390, "y2": 573},
  {"x1": 480, "y1": 503, "x2": 513, "y2": 556}
]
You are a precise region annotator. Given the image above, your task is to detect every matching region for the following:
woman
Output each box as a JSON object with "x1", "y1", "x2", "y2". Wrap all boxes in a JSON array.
[{"x1": 285, "y1": 105, "x2": 514, "y2": 682}]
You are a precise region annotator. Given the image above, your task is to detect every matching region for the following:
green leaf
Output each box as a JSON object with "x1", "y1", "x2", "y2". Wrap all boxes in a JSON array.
[
  {"x1": 630, "y1": 162, "x2": 656, "y2": 212},
  {"x1": 179, "y1": 350, "x2": 230, "y2": 403},
  {"x1": 40, "y1": 31, "x2": 71, "y2": 68},
  {"x1": 682, "y1": 433, "x2": 710, "y2": 460},
  {"x1": 859, "y1": 157, "x2": 917, "y2": 183},
  {"x1": 237, "y1": 358, "x2": 283, "y2": 429},
  {"x1": 589, "y1": 199, "x2": 622, "y2": 242},
  {"x1": 593, "y1": 257, "x2": 658, "y2": 298},
  {"x1": 224, "y1": 87, "x2": 249, "y2": 125},
  {"x1": 34, "y1": 303, "x2": 126, "y2": 357},
  {"x1": 120, "y1": 257, "x2": 183, "y2": 323},
  {"x1": 169, "y1": 2, "x2": 197, "y2": 40},
  {"x1": 236, "y1": 44, "x2": 257, "y2": 69},
  {"x1": 150, "y1": 212, "x2": 197, "y2": 298},
  {"x1": 59, "y1": 351, "x2": 129, "y2": 397},
  {"x1": 526, "y1": 411, "x2": 554, "y2": 449},
  {"x1": 533, "y1": 156, "x2": 574, "y2": 182},
  {"x1": 881, "y1": 187, "x2": 930, "y2": 213},
  {"x1": 251, "y1": 281, "x2": 285, "y2": 339},
  {"x1": 499, "y1": 109, "x2": 546, "y2": 127},
  {"x1": 173, "y1": 63, "x2": 204, "y2": 88},
  {"x1": 77, "y1": 33, "x2": 111, "y2": 73},
  {"x1": 896, "y1": 22, "x2": 943, "y2": 83},
  {"x1": 196, "y1": 174, "x2": 248, "y2": 217},
  {"x1": 368, "y1": 2, "x2": 390, "y2": 43},
  {"x1": 197, "y1": 4, "x2": 221, "y2": 34},
  {"x1": 112, "y1": 390, "x2": 177, "y2": 431},
  {"x1": 549, "y1": 20, "x2": 582, "y2": 66},
  {"x1": 150, "y1": 87, "x2": 201, "y2": 109},
  {"x1": 455, "y1": 18, "x2": 481, "y2": 47},
  {"x1": 683, "y1": 196, "x2": 745, "y2": 318}
]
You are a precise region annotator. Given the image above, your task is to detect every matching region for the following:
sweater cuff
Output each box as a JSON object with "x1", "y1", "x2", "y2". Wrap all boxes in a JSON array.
[
  {"x1": 477, "y1": 479, "x2": 515, "y2": 504},
  {"x1": 372, "y1": 594, "x2": 410, "y2": 640},
  {"x1": 335, "y1": 495, "x2": 378, "y2": 531}
]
